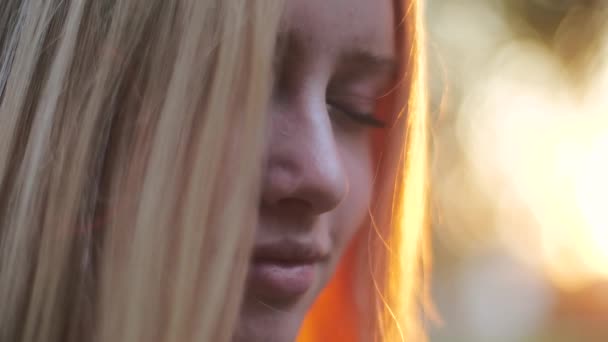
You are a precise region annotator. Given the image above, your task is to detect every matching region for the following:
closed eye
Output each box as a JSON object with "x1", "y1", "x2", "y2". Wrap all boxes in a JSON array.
[{"x1": 326, "y1": 102, "x2": 386, "y2": 128}]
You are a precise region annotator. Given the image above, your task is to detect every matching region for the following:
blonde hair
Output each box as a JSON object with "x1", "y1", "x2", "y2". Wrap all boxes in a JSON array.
[
  {"x1": 0, "y1": 0, "x2": 430, "y2": 341},
  {"x1": 379, "y1": 0, "x2": 431, "y2": 340},
  {"x1": 0, "y1": 0, "x2": 283, "y2": 341}
]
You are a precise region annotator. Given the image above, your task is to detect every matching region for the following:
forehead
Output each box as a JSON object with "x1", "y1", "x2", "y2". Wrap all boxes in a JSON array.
[{"x1": 282, "y1": 0, "x2": 395, "y2": 59}]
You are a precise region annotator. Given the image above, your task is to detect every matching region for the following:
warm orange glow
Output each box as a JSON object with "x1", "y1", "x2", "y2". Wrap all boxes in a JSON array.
[
  {"x1": 381, "y1": 2, "x2": 430, "y2": 341},
  {"x1": 296, "y1": 233, "x2": 361, "y2": 342}
]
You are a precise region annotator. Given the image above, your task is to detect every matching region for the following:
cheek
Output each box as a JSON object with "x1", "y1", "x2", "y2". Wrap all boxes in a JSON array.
[{"x1": 331, "y1": 133, "x2": 374, "y2": 249}]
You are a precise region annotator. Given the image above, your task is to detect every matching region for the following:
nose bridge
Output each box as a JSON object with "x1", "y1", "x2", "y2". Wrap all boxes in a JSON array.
[{"x1": 264, "y1": 95, "x2": 347, "y2": 214}]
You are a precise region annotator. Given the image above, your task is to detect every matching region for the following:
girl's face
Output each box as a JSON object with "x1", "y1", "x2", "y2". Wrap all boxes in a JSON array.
[{"x1": 235, "y1": 0, "x2": 396, "y2": 341}]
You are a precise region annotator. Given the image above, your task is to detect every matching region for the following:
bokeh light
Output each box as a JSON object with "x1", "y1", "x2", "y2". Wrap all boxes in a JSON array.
[{"x1": 428, "y1": 1, "x2": 608, "y2": 340}]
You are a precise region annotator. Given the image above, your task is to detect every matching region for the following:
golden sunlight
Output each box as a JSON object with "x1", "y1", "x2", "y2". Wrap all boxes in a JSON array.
[
  {"x1": 432, "y1": 1, "x2": 608, "y2": 291},
  {"x1": 429, "y1": 1, "x2": 608, "y2": 340}
]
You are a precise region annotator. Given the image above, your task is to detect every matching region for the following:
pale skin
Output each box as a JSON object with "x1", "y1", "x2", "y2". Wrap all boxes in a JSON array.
[{"x1": 234, "y1": 0, "x2": 396, "y2": 341}]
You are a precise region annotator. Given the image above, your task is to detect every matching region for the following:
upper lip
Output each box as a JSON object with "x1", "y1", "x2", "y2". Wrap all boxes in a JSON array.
[{"x1": 252, "y1": 240, "x2": 329, "y2": 264}]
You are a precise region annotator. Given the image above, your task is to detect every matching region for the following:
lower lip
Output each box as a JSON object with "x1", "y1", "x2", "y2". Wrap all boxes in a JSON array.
[{"x1": 248, "y1": 261, "x2": 316, "y2": 300}]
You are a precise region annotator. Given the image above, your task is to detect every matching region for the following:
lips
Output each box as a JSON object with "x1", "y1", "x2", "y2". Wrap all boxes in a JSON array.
[{"x1": 247, "y1": 241, "x2": 328, "y2": 302}]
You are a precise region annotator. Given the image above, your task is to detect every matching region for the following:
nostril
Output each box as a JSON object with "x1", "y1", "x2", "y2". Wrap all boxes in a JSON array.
[
  {"x1": 292, "y1": 175, "x2": 347, "y2": 215},
  {"x1": 275, "y1": 198, "x2": 313, "y2": 217},
  {"x1": 261, "y1": 150, "x2": 348, "y2": 215}
]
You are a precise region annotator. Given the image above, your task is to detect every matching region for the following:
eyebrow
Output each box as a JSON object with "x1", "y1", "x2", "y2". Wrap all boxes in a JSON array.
[
  {"x1": 275, "y1": 30, "x2": 397, "y2": 72},
  {"x1": 340, "y1": 48, "x2": 397, "y2": 75}
]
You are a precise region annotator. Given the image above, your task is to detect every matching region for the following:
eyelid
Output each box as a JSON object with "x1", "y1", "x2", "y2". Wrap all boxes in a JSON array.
[
  {"x1": 347, "y1": 110, "x2": 386, "y2": 128},
  {"x1": 326, "y1": 102, "x2": 386, "y2": 128}
]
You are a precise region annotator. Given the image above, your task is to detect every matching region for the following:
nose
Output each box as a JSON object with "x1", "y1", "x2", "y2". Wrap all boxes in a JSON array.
[{"x1": 262, "y1": 97, "x2": 347, "y2": 216}]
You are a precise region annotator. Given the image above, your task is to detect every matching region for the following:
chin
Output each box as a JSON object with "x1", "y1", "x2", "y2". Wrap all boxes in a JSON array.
[
  {"x1": 233, "y1": 288, "x2": 318, "y2": 342},
  {"x1": 233, "y1": 303, "x2": 302, "y2": 342}
]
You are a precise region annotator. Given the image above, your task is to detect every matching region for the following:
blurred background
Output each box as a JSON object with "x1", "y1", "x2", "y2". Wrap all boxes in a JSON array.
[{"x1": 427, "y1": 1, "x2": 608, "y2": 341}]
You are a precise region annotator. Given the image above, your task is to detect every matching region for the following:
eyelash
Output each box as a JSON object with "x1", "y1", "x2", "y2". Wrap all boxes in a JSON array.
[{"x1": 326, "y1": 102, "x2": 386, "y2": 128}]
